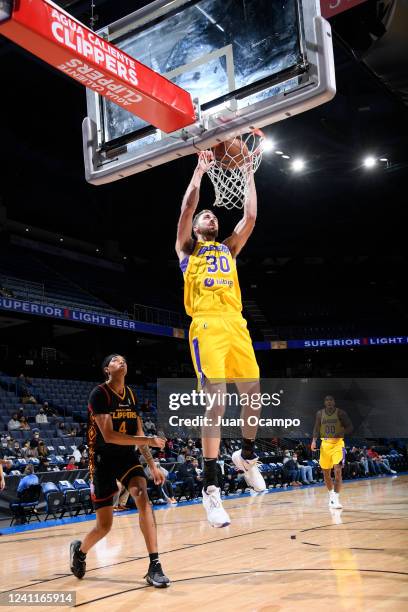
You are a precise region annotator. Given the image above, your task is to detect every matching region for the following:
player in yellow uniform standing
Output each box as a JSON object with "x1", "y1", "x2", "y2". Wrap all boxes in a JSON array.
[
  {"x1": 176, "y1": 151, "x2": 266, "y2": 528},
  {"x1": 311, "y1": 395, "x2": 353, "y2": 509}
]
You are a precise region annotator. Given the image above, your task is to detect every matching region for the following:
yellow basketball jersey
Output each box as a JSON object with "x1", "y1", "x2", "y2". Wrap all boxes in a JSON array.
[
  {"x1": 320, "y1": 408, "x2": 344, "y2": 442},
  {"x1": 180, "y1": 241, "x2": 242, "y2": 317}
]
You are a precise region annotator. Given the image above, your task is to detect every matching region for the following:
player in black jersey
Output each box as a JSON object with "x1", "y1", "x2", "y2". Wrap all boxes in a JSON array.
[{"x1": 70, "y1": 354, "x2": 170, "y2": 587}]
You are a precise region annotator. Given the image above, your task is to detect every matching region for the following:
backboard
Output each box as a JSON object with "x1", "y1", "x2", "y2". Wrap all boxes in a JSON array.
[{"x1": 83, "y1": 0, "x2": 335, "y2": 185}]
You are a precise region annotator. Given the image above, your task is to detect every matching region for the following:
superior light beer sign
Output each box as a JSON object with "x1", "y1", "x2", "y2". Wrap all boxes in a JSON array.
[{"x1": 0, "y1": 0, "x2": 195, "y2": 133}]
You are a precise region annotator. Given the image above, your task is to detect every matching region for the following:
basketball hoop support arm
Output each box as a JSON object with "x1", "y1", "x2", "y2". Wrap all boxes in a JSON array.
[{"x1": 0, "y1": 0, "x2": 196, "y2": 133}]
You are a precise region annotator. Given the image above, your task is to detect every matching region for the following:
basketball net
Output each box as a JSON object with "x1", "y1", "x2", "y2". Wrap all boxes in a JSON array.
[{"x1": 206, "y1": 129, "x2": 265, "y2": 210}]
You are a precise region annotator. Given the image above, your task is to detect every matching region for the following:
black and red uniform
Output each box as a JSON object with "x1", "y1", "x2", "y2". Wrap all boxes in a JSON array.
[{"x1": 87, "y1": 383, "x2": 146, "y2": 509}]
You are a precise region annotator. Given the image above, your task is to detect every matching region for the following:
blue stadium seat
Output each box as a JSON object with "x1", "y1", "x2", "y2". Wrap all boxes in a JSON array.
[
  {"x1": 58, "y1": 480, "x2": 81, "y2": 517},
  {"x1": 42, "y1": 482, "x2": 65, "y2": 520}
]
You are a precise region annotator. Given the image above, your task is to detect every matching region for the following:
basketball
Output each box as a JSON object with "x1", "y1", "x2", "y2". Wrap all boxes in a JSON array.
[{"x1": 212, "y1": 137, "x2": 249, "y2": 169}]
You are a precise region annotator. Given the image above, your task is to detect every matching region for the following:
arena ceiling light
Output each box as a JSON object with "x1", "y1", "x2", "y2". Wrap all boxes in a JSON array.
[
  {"x1": 292, "y1": 159, "x2": 305, "y2": 171},
  {"x1": 363, "y1": 156, "x2": 377, "y2": 168},
  {"x1": 282, "y1": 155, "x2": 291, "y2": 159},
  {"x1": 262, "y1": 139, "x2": 274, "y2": 152},
  {"x1": 275, "y1": 150, "x2": 284, "y2": 155}
]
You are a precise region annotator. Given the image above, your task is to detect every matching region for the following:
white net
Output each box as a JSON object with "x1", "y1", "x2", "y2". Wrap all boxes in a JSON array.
[{"x1": 206, "y1": 129, "x2": 265, "y2": 209}]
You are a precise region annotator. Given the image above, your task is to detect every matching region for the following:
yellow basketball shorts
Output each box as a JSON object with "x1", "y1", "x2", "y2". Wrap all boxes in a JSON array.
[
  {"x1": 189, "y1": 315, "x2": 260, "y2": 384},
  {"x1": 319, "y1": 439, "x2": 345, "y2": 470}
]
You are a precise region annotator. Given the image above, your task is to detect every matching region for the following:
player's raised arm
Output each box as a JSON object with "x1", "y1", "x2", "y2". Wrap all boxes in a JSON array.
[
  {"x1": 176, "y1": 151, "x2": 214, "y2": 259},
  {"x1": 223, "y1": 168, "x2": 257, "y2": 258}
]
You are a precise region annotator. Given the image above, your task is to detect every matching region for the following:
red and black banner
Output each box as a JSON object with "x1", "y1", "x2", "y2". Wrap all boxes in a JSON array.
[{"x1": 0, "y1": 0, "x2": 195, "y2": 132}]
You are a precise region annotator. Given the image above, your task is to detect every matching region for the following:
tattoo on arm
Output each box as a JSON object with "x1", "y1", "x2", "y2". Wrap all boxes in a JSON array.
[{"x1": 140, "y1": 444, "x2": 154, "y2": 464}]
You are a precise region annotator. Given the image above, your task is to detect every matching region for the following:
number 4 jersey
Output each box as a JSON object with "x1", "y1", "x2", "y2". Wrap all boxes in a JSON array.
[
  {"x1": 87, "y1": 383, "x2": 140, "y2": 454},
  {"x1": 181, "y1": 240, "x2": 241, "y2": 317}
]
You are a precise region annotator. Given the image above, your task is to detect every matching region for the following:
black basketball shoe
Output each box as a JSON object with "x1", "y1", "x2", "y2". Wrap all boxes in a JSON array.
[
  {"x1": 70, "y1": 540, "x2": 86, "y2": 579},
  {"x1": 144, "y1": 560, "x2": 170, "y2": 588}
]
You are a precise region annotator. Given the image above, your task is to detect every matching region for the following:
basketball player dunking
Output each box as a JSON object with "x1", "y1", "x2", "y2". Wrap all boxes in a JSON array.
[
  {"x1": 176, "y1": 151, "x2": 266, "y2": 528},
  {"x1": 311, "y1": 395, "x2": 353, "y2": 510},
  {"x1": 70, "y1": 354, "x2": 170, "y2": 587}
]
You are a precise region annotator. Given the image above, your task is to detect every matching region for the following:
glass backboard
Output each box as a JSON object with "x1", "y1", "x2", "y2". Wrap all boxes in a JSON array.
[{"x1": 83, "y1": 0, "x2": 335, "y2": 184}]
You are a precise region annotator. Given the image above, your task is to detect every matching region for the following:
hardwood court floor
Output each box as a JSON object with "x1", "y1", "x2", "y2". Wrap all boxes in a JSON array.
[{"x1": 1, "y1": 475, "x2": 407, "y2": 611}]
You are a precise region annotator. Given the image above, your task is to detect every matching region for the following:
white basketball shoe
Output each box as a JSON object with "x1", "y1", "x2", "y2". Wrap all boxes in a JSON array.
[
  {"x1": 202, "y1": 485, "x2": 231, "y2": 528},
  {"x1": 328, "y1": 490, "x2": 343, "y2": 509},
  {"x1": 232, "y1": 450, "x2": 266, "y2": 492}
]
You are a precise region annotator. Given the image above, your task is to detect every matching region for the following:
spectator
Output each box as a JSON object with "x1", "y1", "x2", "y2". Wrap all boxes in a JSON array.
[
  {"x1": 35, "y1": 407, "x2": 48, "y2": 424},
  {"x1": 14, "y1": 464, "x2": 40, "y2": 524},
  {"x1": 26, "y1": 442, "x2": 39, "y2": 459},
  {"x1": 57, "y1": 422, "x2": 70, "y2": 438},
  {"x1": 224, "y1": 463, "x2": 247, "y2": 494},
  {"x1": 39, "y1": 457, "x2": 52, "y2": 472},
  {"x1": 8, "y1": 413, "x2": 21, "y2": 431},
  {"x1": 191, "y1": 458, "x2": 202, "y2": 477},
  {"x1": 42, "y1": 401, "x2": 56, "y2": 417},
  {"x1": 165, "y1": 439, "x2": 176, "y2": 459},
  {"x1": 0, "y1": 436, "x2": 9, "y2": 459},
  {"x1": 20, "y1": 440, "x2": 32, "y2": 459},
  {"x1": 294, "y1": 453, "x2": 316, "y2": 484},
  {"x1": 189, "y1": 444, "x2": 200, "y2": 459},
  {"x1": 144, "y1": 417, "x2": 156, "y2": 434},
  {"x1": 296, "y1": 441, "x2": 312, "y2": 461},
  {"x1": 78, "y1": 456, "x2": 88, "y2": 470},
  {"x1": 12, "y1": 441, "x2": 23, "y2": 459},
  {"x1": 350, "y1": 447, "x2": 368, "y2": 476},
  {"x1": 345, "y1": 448, "x2": 363, "y2": 479},
  {"x1": 177, "y1": 456, "x2": 199, "y2": 499},
  {"x1": 72, "y1": 446, "x2": 82, "y2": 463},
  {"x1": 2, "y1": 437, "x2": 17, "y2": 458},
  {"x1": 19, "y1": 417, "x2": 31, "y2": 431},
  {"x1": 20, "y1": 386, "x2": 37, "y2": 405},
  {"x1": 17, "y1": 464, "x2": 39, "y2": 494},
  {"x1": 37, "y1": 441, "x2": 48, "y2": 459},
  {"x1": 42, "y1": 402, "x2": 55, "y2": 422},
  {"x1": 177, "y1": 447, "x2": 188, "y2": 464},
  {"x1": 30, "y1": 430, "x2": 41, "y2": 448},
  {"x1": 78, "y1": 444, "x2": 88, "y2": 459},
  {"x1": 360, "y1": 447, "x2": 380, "y2": 475},
  {"x1": 65, "y1": 456, "x2": 76, "y2": 471},
  {"x1": 283, "y1": 451, "x2": 301, "y2": 486},
  {"x1": 367, "y1": 447, "x2": 397, "y2": 475}
]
